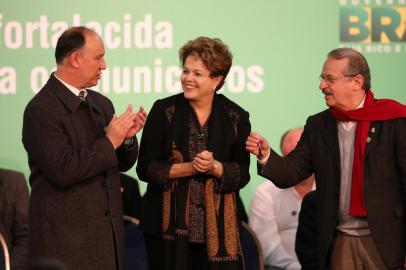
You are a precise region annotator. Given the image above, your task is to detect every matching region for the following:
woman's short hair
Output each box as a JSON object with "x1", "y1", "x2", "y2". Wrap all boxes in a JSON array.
[{"x1": 179, "y1": 37, "x2": 233, "y2": 91}]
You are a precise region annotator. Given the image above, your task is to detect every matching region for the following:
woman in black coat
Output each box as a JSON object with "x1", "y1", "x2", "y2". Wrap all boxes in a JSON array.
[{"x1": 136, "y1": 37, "x2": 251, "y2": 270}]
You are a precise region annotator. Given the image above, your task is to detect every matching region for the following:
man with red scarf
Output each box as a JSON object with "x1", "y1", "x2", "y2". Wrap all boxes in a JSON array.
[{"x1": 246, "y1": 48, "x2": 406, "y2": 270}]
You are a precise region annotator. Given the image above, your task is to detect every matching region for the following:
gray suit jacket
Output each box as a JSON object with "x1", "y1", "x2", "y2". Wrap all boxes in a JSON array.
[
  {"x1": 0, "y1": 168, "x2": 29, "y2": 270},
  {"x1": 259, "y1": 109, "x2": 406, "y2": 269},
  {"x1": 22, "y1": 74, "x2": 138, "y2": 270}
]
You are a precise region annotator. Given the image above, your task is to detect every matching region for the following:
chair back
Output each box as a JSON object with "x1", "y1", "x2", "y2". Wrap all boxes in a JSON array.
[
  {"x1": 240, "y1": 221, "x2": 264, "y2": 270},
  {"x1": 123, "y1": 215, "x2": 148, "y2": 270},
  {"x1": 0, "y1": 232, "x2": 10, "y2": 270}
]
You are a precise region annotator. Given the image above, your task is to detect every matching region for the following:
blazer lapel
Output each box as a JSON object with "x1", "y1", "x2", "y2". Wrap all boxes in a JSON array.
[
  {"x1": 86, "y1": 92, "x2": 103, "y2": 115},
  {"x1": 321, "y1": 112, "x2": 341, "y2": 169},
  {"x1": 364, "y1": 121, "x2": 379, "y2": 158},
  {"x1": 50, "y1": 74, "x2": 82, "y2": 112},
  {"x1": 171, "y1": 95, "x2": 190, "y2": 161},
  {"x1": 86, "y1": 93, "x2": 108, "y2": 138},
  {"x1": 206, "y1": 95, "x2": 227, "y2": 161}
]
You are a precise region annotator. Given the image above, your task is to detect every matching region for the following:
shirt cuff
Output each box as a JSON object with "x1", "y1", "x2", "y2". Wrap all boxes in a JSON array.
[{"x1": 257, "y1": 150, "x2": 270, "y2": 165}]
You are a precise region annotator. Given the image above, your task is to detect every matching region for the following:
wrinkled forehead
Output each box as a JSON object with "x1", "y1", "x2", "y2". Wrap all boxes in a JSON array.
[{"x1": 322, "y1": 57, "x2": 349, "y2": 75}]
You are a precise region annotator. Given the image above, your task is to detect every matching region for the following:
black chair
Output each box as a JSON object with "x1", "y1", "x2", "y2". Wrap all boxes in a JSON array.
[
  {"x1": 0, "y1": 232, "x2": 10, "y2": 270},
  {"x1": 123, "y1": 215, "x2": 148, "y2": 270},
  {"x1": 240, "y1": 221, "x2": 264, "y2": 270}
]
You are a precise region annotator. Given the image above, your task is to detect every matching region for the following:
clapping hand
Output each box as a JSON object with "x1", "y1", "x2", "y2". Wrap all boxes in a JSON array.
[
  {"x1": 106, "y1": 105, "x2": 147, "y2": 149},
  {"x1": 125, "y1": 106, "x2": 147, "y2": 139}
]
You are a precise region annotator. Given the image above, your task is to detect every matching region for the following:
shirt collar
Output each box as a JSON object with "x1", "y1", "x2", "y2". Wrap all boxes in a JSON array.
[
  {"x1": 54, "y1": 73, "x2": 87, "y2": 98},
  {"x1": 340, "y1": 94, "x2": 366, "y2": 130},
  {"x1": 356, "y1": 94, "x2": 366, "y2": 109}
]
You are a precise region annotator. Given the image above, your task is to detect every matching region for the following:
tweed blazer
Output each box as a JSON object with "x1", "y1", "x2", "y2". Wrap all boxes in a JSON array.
[
  {"x1": 260, "y1": 109, "x2": 406, "y2": 269},
  {"x1": 22, "y1": 74, "x2": 138, "y2": 270}
]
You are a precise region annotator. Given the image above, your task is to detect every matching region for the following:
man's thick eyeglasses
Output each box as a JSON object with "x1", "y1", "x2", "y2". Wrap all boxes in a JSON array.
[{"x1": 319, "y1": 74, "x2": 358, "y2": 85}]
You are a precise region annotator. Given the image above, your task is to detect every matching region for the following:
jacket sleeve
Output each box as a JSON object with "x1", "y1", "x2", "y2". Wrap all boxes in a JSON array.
[
  {"x1": 216, "y1": 109, "x2": 251, "y2": 193},
  {"x1": 136, "y1": 100, "x2": 172, "y2": 189},
  {"x1": 259, "y1": 118, "x2": 314, "y2": 189},
  {"x1": 22, "y1": 102, "x2": 119, "y2": 189},
  {"x1": 116, "y1": 137, "x2": 139, "y2": 172}
]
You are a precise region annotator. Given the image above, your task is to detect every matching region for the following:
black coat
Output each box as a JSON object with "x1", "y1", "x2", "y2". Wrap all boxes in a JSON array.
[
  {"x1": 22, "y1": 74, "x2": 138, "y2": 270},
  {"x1": 136, "y1": 93, "x2": 251, "y2": 237},
  {"x1": 260, "y1": 109, "x2": 406, "y2": 269},
  {"x1": 0, "y1": 169, "x2": 29, "y2": 270}
]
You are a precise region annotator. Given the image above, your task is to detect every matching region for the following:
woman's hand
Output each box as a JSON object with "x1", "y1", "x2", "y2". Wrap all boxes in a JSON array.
[
  {"x1": 193, "y1": 150, "x2": 213, "y2": 173},
  {"x1": 193, "y1": 150, "x2": 223, "y2": 177}
]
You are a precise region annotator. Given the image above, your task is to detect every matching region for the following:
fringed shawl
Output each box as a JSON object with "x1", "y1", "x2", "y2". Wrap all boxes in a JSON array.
[{"x1": 161, "y1": 94, "x2": 244, "y2": 270}]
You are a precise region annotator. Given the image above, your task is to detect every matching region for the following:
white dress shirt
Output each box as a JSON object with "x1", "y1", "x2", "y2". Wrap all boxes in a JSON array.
[{"x1": 249, "y1": 181, "x2": 315, "y2": 270}]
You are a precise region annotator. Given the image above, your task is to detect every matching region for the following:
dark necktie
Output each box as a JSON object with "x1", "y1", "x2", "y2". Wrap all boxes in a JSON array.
[
  {"x1": 78, "y1": 90, "x2": 86, "y2": 102},
  {"x1": 78, "y1": 90, "x2": 88, "y2": 107}
]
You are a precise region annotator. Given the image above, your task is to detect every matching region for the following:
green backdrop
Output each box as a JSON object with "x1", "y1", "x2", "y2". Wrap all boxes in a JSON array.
[{"x1": 1, "y1": 0, "x2": 405, "y2": 210}]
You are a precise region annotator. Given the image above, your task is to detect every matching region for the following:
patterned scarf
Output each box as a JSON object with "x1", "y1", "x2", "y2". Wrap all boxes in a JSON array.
[{"x1": 161, "y1": 95, "x2": 243, "y2": 270}]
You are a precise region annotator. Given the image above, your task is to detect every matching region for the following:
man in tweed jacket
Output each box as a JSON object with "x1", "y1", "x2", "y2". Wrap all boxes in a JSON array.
[{"x1": 22, "y1": 26, "x2": 146, "y2": 270}]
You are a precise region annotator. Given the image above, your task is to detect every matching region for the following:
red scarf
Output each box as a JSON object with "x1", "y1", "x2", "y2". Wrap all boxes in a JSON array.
[{"x1": 330, "y1": 90, "x2": 406, "y2": 216}]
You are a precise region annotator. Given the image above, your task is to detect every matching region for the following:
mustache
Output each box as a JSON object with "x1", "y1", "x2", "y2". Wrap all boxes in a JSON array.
[{"x1": 322, "y1": 89, "x2": 331, "y2": 95}]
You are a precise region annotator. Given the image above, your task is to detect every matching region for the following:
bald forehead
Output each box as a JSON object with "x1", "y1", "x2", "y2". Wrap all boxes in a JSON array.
[
  {"x1": 83, "y1": 30, "x2": 102, "y2": 43},
  {"x1": 81, "y1": 31, "x2": 104, "y2": 51}
]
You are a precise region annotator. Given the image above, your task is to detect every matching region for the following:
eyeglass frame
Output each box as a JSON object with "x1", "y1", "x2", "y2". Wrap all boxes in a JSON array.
[{"x1": 319, "y1": 74, "x2": 359, "y2": 85}]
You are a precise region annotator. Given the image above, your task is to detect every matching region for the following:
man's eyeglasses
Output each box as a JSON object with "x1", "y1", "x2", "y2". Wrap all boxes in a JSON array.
[{"x1": 319, "y1": 74, "x2": 358, "y2": 85}]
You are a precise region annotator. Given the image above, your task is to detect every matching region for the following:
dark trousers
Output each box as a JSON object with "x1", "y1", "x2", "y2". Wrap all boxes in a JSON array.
[{"x1": 144, "y1": 233, "x2": 209, "y2": 270}]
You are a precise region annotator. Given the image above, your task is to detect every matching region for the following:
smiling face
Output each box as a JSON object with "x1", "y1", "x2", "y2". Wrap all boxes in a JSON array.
[
  {"x1": 319, "y1": 57, "x2": 365, "y2": 111},
  {"x1": 76, "y1": 32, "x2": 106, "y2": 88},
  {"x1": 180, "y1": 55, "x2": 222, "y2": 105}
]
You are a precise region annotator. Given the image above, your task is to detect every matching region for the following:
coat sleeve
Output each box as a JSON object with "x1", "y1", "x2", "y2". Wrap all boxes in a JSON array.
[
  {"x1": 259, "y1": 118, "x2": 314, "y2": 189},
  {"x1": 104, "y1": 96, "x2": 139, "y2": 173},
  {"x1": 215, "y1": 109, "x2": 251, "y2": 193},
  {"x1": 116, "y1": 136, "x2": 139, "y2": 172},
  {"x1": 22, "y1": 101, "x2": 119, "y2": 189},
  {"x1": 136, "y1": 100, "x2": 172, "y2": 189}
]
